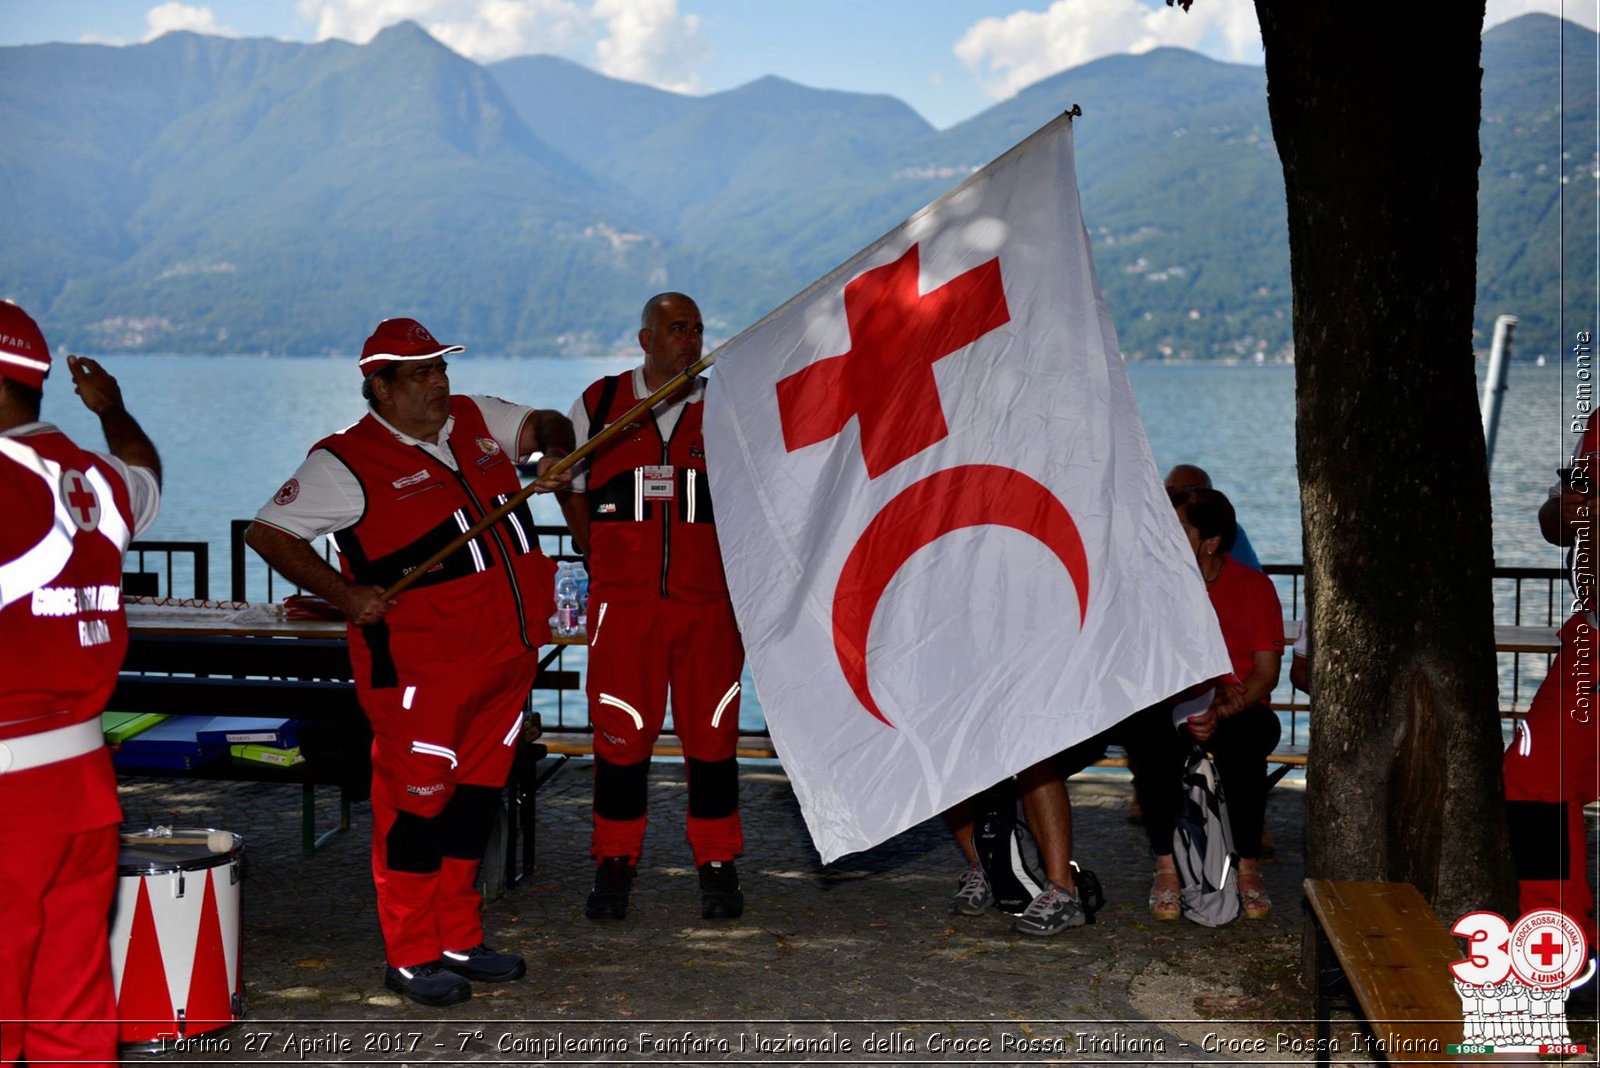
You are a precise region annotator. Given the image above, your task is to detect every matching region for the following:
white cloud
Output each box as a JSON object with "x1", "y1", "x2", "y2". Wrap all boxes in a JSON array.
[
  {"x1": 144, "y1": 2, "x2": 235, "y2": 40},
  {"x1": 957, "y1": 0, "x2": 1600, "y2": 104},
  {"x1": 295, "y1": 0, "x2": 709, "y2": 89},
  {"x1": 955, "y1": 0, "x2": 1262, "y2": 101},
  {"x1": 593, "y1": 0, "x2": 708, "y2": 92},
  {"x1": 1485, "y1": 0, "x2": 1600, "y2": 32}
]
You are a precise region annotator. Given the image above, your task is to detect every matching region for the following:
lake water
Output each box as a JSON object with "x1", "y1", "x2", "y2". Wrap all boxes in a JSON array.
[{"x1": 47, "y1": 355, "x2": 1576, "y2": 729}]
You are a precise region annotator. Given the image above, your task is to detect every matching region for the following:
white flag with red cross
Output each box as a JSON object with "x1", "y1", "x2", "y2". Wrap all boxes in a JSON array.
[{"x1": 702, "y1": 113, "x2": 1230, "y2": 863}]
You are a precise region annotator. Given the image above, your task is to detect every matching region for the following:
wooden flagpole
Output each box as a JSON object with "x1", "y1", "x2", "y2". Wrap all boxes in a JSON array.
[{"x1": 379, "y1": 350, "x2": 719, "y2": 600}]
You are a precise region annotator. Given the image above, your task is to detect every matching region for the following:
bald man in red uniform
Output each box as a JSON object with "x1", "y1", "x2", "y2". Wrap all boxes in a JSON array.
[{"x1": 560, "y1": 293, "x2": 747, "y2": 922}]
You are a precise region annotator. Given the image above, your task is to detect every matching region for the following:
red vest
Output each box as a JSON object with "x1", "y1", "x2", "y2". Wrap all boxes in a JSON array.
[
  {"x1": 318, "y1": 398, "x2": 555, "y2": 688},
  {"x1": 0, "y1": 428, "x2": 135, "y2": 835},
  {"x1": 0, "y1": 429, "x2": 135, "y2": 730},
  {"x1": 581, "y1": 374, "x2": 729, "y2": 603}
]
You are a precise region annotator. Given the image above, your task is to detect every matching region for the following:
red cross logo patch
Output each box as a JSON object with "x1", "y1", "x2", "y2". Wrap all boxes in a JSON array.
[{"x1": 60, "y1": 469, "x2": 100, "y2": 532}]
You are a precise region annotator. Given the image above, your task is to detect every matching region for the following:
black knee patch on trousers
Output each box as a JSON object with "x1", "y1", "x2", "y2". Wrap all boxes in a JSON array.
[
  {"x1": 438, "y1": 784, "x2": 504, "y2": 860},
  {"x1": 686, "y1": 756, "x2": 739, "y2": 820},
  {"x1": 594, "y1": 755, "x2": 649, "y2": 821},
  {"x1": 1506, "y1": 800, "x2": 1570, "y2": 881},
  {"x1": 386, "y1": 809, "x2": 442, "y2": 873}
]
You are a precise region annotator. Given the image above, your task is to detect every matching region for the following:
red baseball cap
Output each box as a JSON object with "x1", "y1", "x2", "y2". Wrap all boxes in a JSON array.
[
  {"x1": 357, "y1": 317, "x2": 464, "y2": 377},
  {"x1": 0, "y1": 301, "x2": 51, "y2": 389}
]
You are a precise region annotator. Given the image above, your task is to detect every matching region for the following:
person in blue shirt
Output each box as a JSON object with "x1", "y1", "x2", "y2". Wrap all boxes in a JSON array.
[{"x1": 1164, "y1": 465, "x2": 1261, "y2": 570}]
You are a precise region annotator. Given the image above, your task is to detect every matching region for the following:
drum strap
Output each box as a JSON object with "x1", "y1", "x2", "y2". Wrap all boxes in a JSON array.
[{"x1": 0, "y1": 717, "x2": 103, "y2": 774}]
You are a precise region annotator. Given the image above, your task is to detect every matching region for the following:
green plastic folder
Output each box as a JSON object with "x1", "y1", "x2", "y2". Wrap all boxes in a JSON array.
[
  {"x1": 230, "y1": 743, "x2": 305, "y2": 767},
  {"x1": 101, "y1": 711, "x2": 168, "y2": 745}
]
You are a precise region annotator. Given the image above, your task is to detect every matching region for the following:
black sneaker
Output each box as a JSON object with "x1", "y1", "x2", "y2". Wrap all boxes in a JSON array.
[
  {"x1": 585, "y1": 856, "x2": 635, "y2": 920},
  {"x1": 698, "y1": 860, "x2": 744, "y2": 919},
  {"x1": 441, "y1": 943, "x2": 526, "y2": 982},
  {"x1": 384, "y1": 961, "x2": 471, "y2": 1006}
]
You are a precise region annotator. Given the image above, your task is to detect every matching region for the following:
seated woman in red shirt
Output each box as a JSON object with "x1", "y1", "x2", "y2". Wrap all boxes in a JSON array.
[{"x1": 1168, "y1": 486, "x2": 1284, "y2": 919}]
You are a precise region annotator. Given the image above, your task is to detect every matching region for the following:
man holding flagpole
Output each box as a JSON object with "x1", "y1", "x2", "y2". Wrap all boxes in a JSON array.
[
  {"x1": 559, "y1": 293, "x2": 748, "y2": 922},
  {"x1": 248, "y1": 317, "x2": 573, "y2": 1007}
]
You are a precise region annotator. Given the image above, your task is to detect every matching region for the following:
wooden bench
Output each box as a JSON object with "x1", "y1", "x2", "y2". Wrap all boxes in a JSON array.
[{"x1": 1304, "y1": 879, "x2": 1486, "y2": 1065}]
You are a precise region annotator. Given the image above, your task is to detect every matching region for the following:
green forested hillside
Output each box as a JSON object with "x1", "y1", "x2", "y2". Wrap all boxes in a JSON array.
[
  {"x1": 0, "y1": 15, "x2": 1586, "y2": 358},
  {"x1": 1478, "y1": 13, "x2": 1597, "y2": 356}
]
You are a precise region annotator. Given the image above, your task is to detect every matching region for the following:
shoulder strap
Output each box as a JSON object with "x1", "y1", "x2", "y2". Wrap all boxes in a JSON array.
[{"x1": 587, "y1": 375, "x2": 622, "y2": 443}]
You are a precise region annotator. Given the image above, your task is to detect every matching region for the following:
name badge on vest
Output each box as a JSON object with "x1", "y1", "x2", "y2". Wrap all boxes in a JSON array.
[{"x1": 640, "y1": 465, "x2": 676, "y2": 500}]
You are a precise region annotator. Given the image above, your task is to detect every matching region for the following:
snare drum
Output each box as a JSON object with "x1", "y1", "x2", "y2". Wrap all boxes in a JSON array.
[{"x1": 108, "y1": 828, "x2": 244, "y2": 1048}]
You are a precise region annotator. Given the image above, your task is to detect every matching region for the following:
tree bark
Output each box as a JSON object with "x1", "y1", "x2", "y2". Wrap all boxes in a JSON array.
[{"x1": 1254, "y1": 1, "x2": 1515, "y2": 921}]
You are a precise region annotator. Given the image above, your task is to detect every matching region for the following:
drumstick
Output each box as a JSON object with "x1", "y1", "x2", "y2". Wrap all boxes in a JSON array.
[{"x1": 122, "y1": 830, "x2": 235, "y2": 853}]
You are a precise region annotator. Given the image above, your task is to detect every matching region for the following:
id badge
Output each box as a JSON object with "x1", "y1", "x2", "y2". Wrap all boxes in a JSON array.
[{"x1": 641, "y1": 465, "x2": 676, "y2": 500}]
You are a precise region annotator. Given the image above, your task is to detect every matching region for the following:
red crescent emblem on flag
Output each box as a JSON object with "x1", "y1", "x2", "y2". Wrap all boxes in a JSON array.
[{"x1": 832, "y1": 465, "x2": 1090, "y2": 728}]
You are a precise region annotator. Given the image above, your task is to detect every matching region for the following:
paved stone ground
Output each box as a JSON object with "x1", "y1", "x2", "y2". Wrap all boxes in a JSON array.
[{"x1": 115, "y1": 763, "x2": 1593, "y2": 1065}]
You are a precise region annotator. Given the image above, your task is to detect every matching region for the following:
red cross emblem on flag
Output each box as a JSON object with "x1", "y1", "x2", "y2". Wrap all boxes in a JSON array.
[
  {"x1": 61, "y1": 469, "x2": 101, "y2": 532},
  {"x1": 775, "y1": 243, "x2": 1089, "y2": 727},
  {"x1": 777, "y1": 244, "x2": 1011, "y2": 479}
]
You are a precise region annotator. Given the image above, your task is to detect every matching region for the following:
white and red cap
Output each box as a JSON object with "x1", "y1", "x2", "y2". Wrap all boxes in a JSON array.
[
  {"x1": 358, "y1": 317, "x2": 464, "y2": 377},
  {"x1": 0, "y1": 301, "x2": 51, "y2": 389}
]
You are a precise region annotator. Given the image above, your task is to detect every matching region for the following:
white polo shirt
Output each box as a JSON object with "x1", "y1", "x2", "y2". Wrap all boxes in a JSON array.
[{"x1": 254, "y1": 395, "x2": 533, "y2": 541}]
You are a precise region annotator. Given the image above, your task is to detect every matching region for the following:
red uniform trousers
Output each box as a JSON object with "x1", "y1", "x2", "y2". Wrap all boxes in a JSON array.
[
  {"x1": 365, "y1": 650, "x2": 537, "y2": 968},
  {"x1": 0, "y1": 821, "x2": 119, "y2": 1065},
  {"x1": 587, "y1": 596, "x2": 745, "y2": 866},
  {"x1": 1503, "y1": 611, "x2": 1600, "y2": 946}
]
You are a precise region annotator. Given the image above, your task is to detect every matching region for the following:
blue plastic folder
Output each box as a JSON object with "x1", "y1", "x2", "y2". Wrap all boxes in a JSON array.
[
  {"x1": 194, "y1": 716, "x2": 303, "y2": 749},
  {"x1": 111, "y1": 715, "x2": 228, "y2": 770}
]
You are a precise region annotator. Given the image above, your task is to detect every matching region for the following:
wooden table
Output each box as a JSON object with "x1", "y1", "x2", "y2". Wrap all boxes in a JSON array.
[{"x1": 125, "y1": 601, "x2": 344, "y2": 638}]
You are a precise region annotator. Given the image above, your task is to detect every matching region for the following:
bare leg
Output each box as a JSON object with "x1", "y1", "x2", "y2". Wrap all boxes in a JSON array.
[
  {"x1": 1150, "y1": 852, "x2": 1181, "y2": 919},
  {"x1": 941, "y1": 799, "x2": 980, "y2": 867},
  {"x1": 1016, "y1": 759, "x2": 1075, "y2": 891}
]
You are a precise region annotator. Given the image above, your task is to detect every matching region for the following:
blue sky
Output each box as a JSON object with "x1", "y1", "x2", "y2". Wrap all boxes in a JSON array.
[{"x1": 0, "y1": 0, "x2": 1584, "y2": 128}]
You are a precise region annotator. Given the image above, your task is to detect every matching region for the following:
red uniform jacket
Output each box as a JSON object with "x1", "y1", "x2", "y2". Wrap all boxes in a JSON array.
[
  {"x1": 581, "y1": 374, "x2": 729, "y2": 604},
  {"x1": 0, "y1": 429, "x2": 136, "y2": 834},
  {"x1": 317, "y1": 398, "x2": 555, "y2": 689}
]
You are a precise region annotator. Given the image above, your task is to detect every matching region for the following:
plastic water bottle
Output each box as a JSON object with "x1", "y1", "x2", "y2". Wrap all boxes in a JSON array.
[
  {"x1": 555, "y1": 562, "x2": 580, "y2": 637},
  {"x1": 573, "y1": 562, "x2": 589, "y2": 635}
]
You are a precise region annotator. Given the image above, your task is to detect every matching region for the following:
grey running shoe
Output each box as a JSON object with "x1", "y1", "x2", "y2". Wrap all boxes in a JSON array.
[
  {"x1": 585, "y1": 856, "x2": 635, "y2": 920},
  {"x1": 1012, "y1": 882, "x2": 1086, "y2": 936},
  {"x1": 950, "y1": 865, "x2": 994, "y2": 915},
  {"x1": 697, "y1": 860, "x2": 744, "y2": 919}
]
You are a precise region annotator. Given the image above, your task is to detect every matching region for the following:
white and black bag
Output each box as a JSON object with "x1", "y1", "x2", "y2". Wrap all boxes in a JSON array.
[
  {"x1": 1172, "y1": 747, "x2": 1240, "y2": 927},
  {"x1": 973, "y1": 778, "x2": 1104, "y2": 920}
]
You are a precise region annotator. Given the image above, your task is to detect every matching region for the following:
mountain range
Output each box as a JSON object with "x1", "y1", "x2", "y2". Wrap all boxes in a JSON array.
[{"x1": 0, "y1": 13, "x2": 1588, "y2": 359}]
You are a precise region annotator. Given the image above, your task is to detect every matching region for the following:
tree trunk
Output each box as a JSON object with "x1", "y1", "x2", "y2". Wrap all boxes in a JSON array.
[{"x1": 1254, "y1": 1, "x2": 1515, "y2": 921}]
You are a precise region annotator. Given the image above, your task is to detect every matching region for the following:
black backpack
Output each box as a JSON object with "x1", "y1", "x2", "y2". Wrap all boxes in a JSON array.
[{"x1": 972, "y1": 777, "x2": 1104, "y2": 920}]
